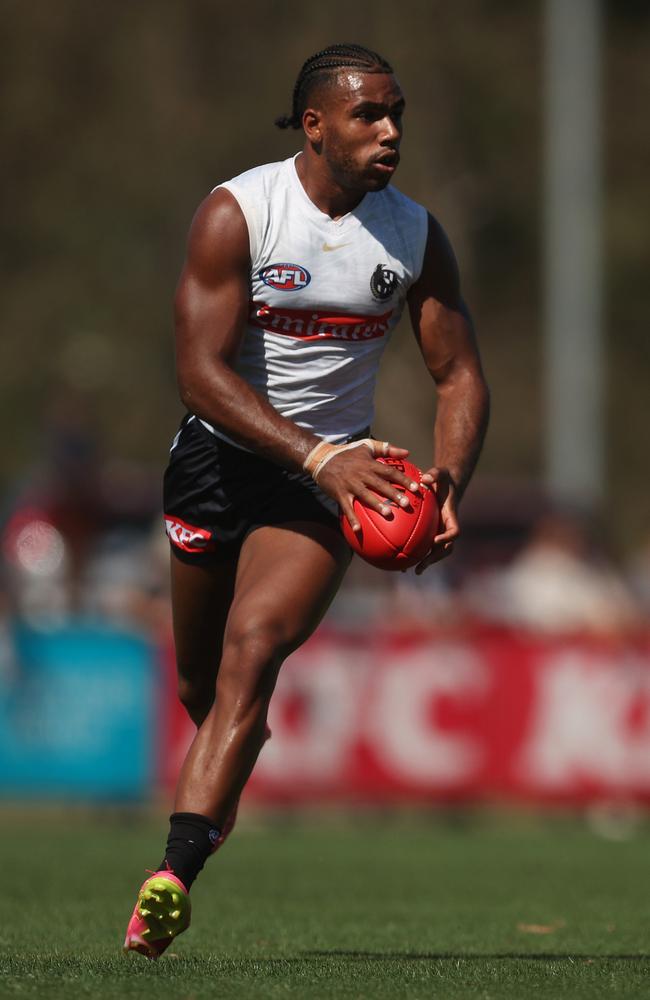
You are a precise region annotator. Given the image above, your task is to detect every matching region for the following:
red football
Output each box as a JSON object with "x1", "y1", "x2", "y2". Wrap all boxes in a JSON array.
[{"x1": 340, "y1": 457, "x2": 439, "y2": 570}]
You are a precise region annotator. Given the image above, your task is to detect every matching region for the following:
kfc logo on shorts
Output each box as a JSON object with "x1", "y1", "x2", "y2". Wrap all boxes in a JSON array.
[
  {"x1": 259, "y1": 263, "x2": 311, "y2": 291},
  {"x1": 165, "y1": 515, "x2": 215, "y2": 553}
]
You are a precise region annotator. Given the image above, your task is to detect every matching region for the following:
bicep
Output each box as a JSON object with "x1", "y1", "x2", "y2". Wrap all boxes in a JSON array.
[
  {"x1": 174, "y1": 188, "x2": 251, "y2": 372},
  {"x1": 408, "y1": 215, "x2": 482, "y2": 384}
]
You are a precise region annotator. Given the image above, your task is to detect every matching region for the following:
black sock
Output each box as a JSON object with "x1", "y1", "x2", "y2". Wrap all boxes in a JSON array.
[{"x1": 158, "y1": 812, "x2": 221, "y2": 890}]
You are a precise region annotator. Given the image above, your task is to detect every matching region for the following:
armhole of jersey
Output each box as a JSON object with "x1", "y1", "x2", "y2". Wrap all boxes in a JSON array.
[
  {"x1": 215, "y1": 181, "x2": 259, "y2": 268},
  {"x1": 410, "y1": 204, "x2": 430, "y2": 285}
]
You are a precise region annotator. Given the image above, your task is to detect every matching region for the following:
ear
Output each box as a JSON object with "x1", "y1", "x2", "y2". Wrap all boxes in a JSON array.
[{"x1": 302, "y1": 107, "x2": 323, "y2": 144}]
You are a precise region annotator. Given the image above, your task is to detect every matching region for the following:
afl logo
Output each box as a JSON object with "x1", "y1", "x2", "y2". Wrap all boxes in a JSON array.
[
  {"x1": 370, "y1": 263, "x2": 400, "y2": 301},
  {"x1": 259, "y1": 263, "x2": 311, "y2": 291}
]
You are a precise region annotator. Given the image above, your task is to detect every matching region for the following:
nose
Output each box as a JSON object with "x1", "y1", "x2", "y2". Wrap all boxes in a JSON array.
[{"x1": 380, "y1": 114, "x2": 402, "y2": 146}]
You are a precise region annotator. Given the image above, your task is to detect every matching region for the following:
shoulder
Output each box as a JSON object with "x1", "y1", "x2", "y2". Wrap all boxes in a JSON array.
[
  {"x1": 211, "y1": 158, "x2": 293, "y2": 264},
  {"x1": 380, "y1": 183, "x2": 426, "y2": 212},
  {"x1": 183, "y1": 187, "x2": 250, "y2": 282},
  {"x1": 216, "y1": 157, "x2": 290, "y2": 199},
  {"x1": 365, "y1": 185, "x2": 429, "y2": 285},
  {"x1": 408, "y1": 212, "x2": 462, "y2": 309},
  {"x1": 372, "y1": 183, "x2": 428, "y2": 228}
]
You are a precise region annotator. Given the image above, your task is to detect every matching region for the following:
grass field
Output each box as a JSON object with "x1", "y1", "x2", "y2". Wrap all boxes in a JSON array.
[{"x1": 0, "y1": 808, "x2": 649, "y2": 999}]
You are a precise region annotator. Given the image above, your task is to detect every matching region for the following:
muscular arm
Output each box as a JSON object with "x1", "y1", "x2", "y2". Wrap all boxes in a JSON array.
[
  {"x1": 175, "y1": 188, "x2": 319, "y2": 470},
  {"x1": 407, "y1": 214, "x2": 490, "y2": 565}
]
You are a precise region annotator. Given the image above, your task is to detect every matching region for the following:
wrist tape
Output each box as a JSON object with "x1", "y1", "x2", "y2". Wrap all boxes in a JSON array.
[{"x1": 303, "y1": 438, "x2": 390, "y2": 484}]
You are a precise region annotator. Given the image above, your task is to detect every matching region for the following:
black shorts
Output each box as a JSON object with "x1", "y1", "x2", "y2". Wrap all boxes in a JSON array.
[{"x1": 163, "y1": 414, "x2": 343, "y2": 564}]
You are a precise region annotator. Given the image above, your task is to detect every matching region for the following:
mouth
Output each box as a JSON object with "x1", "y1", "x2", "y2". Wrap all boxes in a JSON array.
[{"x1": 372, "y1": 151, "x2": 400, "y2": 174}]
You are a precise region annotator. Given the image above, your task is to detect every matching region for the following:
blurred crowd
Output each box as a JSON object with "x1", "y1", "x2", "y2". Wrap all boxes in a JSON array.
[
  {"x1": 1, "y1": 405, "x2": 648, "y2": 642},
  {"x1": 334, "y1": 486, "x2": 649, "y2": 639}
]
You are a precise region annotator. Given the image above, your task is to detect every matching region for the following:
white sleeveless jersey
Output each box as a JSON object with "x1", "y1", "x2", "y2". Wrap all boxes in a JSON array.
[{"x1": 203, "y1": 155, "x2": 428, "y2": 445}]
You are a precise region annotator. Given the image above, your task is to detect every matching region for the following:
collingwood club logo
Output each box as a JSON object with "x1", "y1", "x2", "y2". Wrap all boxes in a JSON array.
[{"x1": 370, "y1": 264, "x2": 400, "y2": 301}]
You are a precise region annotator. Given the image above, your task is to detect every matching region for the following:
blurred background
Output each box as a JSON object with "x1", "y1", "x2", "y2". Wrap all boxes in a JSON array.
[{"x1": 1, "y1": 0, "x2": 649, "y2": 812}]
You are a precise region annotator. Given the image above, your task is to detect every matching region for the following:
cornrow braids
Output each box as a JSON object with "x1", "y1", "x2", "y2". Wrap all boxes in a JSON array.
[{"x1": 275, "y1": 43, "x2": 393, "y2": 130}]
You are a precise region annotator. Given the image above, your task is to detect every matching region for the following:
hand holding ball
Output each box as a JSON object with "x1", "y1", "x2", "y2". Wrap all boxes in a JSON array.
[{"x1": 340, "y1": 458, "x2": 439, "y2": 570}]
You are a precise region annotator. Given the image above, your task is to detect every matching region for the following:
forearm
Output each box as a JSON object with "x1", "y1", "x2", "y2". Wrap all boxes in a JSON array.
[
  {"x1": 178, "y1": 361, "x2": 320, "y2": 472},
  {"x1": 432, "y1": 369, "x2": 490, "y2": 500}
]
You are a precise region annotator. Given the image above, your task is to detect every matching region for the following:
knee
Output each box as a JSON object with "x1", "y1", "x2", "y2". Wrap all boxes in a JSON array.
[
  {"x1": 177, "y1": 673, "x2": 215, "y2": 725},
  {"x1": 217, "y1": 618, "x2": 300, "y2": 704}
]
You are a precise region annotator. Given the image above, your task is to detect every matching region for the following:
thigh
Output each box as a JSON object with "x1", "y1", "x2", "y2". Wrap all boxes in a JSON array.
[
  {"x1": 225, "y1": 520, "x2": 352, "y2": 653},
  {"x1": 170, "y1": 549, "x2": 239, "y2": 686}
]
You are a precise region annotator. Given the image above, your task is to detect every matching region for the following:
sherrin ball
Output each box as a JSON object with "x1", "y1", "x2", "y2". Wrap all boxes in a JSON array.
[{"x1": 340, "y1": 457, "x2": 439, "y2": 570}]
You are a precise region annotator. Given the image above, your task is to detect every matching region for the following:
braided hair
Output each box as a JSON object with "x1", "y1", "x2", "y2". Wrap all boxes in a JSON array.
[{"x1": 275, "y1": 43, "x2": 393, "y2": 130}]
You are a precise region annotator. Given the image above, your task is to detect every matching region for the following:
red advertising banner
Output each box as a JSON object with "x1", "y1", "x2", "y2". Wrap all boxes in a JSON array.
[{"x1": 161, "y1": 628, "x2": 650, "y2": 803}]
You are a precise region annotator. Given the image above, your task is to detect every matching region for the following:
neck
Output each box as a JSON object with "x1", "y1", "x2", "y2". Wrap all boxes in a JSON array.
[{"x1": 294, "y1": 148, "x2": 365, "y2": 221}]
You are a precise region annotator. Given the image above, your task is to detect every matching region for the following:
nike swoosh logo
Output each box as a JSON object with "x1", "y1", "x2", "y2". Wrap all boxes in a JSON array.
[{"x1": 322, "y1": 242, "x2": 351, "y2": 252}]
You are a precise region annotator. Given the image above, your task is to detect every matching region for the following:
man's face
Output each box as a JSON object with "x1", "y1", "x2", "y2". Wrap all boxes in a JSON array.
[{"x1": 313, "y1": 72, "x2": 405, "y2": 192}]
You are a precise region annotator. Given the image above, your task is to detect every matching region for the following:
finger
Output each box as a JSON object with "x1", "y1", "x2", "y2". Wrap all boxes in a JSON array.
[
  {"x1": 367, "y1": 475, "x2": 416, "y2": 506},
  {"x1": 356, "y1": 487, "x2": 394, "y2": 518},
  {"x1": 379, "y1": 491, "x2": 411, "y2": 510},
  {"x1": 415, "y1": 556, "x2": 433, "y2": 576},
  {"x1": 421, "y1": 469, "x2": 455, "y2": 503},
  {"x1": 369, "y1": 440, "x2": 409, "y2": 459},
  {"x1": 340, "y1": 496, "x2": 361, "y2": 534},
  {"x1": 434, "y1": 508, "x2": 460, "y2": 543},
  {"x1": 417, "y1": 546, "x2": 441, "y2": 572},
  {"x1": 433, "y1": 524, "x2": 460, "y2": 545},
  {"x1": 441, "y1": 503, "x2": 460, "y2": 526},
  {"x1": 368, "y1": 439, "x2": 391, "y2": 457},
  {"x1": 414, "y1": 541, "x2": 455, "y2": 574},
  {"x1": 366, "y1": 466, "x2": 419, "y2": 508},
  {"x1": 373, "y1": 465, "x2": 420, "y2": 493}
]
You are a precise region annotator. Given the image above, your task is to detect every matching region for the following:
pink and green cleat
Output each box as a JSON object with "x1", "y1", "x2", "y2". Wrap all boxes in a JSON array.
[{"x1": 123, "y1": 870, "x2": 191, "y2": 960}]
